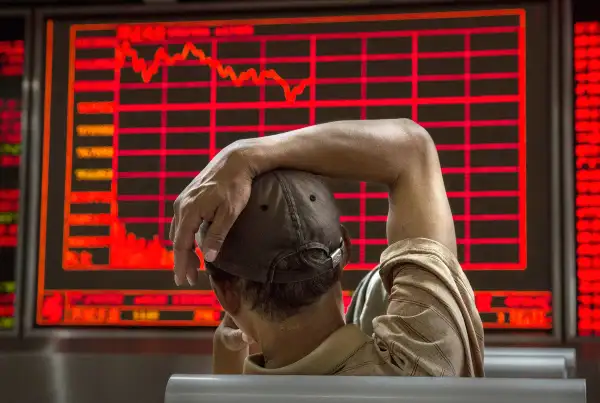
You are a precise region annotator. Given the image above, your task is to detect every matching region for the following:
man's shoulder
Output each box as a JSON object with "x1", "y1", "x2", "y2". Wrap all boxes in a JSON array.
[
  {"x1": 347, "y1": 237, "x2": 485, "y2": 376},
  {"x1": 346, "y1": 238, "x2": 466, "y2": 334},
  {"x1": 331, "y1": 333, "x2": 400, "y2": 376},
  {"x1": 379, "y1": 238, "x2": 464, "y2": 282}
]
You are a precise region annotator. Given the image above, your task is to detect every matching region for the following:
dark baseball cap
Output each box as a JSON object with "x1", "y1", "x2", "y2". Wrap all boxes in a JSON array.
[{"x1": 197, "y1": 170, "x2": 345, "y2": 283}]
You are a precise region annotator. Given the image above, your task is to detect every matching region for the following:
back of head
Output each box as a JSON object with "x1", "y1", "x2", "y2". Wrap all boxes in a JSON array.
[{"x1": 201, "y1": 170, "x2": 346, "y2": 322}]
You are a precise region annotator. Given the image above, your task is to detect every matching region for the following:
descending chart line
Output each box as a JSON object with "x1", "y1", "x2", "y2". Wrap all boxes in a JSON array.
[{"x1": 115, "y1": 41, "x2": 312, "y2": 102}]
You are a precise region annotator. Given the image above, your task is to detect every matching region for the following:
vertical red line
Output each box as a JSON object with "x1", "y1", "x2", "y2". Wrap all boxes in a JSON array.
[
  {"x1": 209, "y1": 39, "x2": 217, "y2": 159},
  {"x1": 62, "y1": 26, "x2": 76, "y2": 267},
  {"x1": 359, "y1": 37, "x2": 367, "y2": 263},
  {"x1": 259, "y1": 39, "x2": 266, "y2": 136},
  {"x1": 464, "y1": 34, "x2": 471, "y2": 264},
  {"x1": 38, "y1": 20, "x2": 54, "y2": 322},
  {"x1": 309, "y1": 36, "x2": 316, "y2": 125},
  {"x1": 517, "y1": 11, "x2": 528, "y2": 269},
  {"x1": 111, "y1": 38, "x2": 121, "y2": 264},
  {"x1": 159, "y1": 44, "x2": 168, "y2": 243},
  {"x1": 411, "y1": 34, "x2": 419, "y2": 121}
]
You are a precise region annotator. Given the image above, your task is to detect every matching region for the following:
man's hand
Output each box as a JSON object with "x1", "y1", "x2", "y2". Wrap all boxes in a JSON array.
[
  {"x1": 169, "y1": 146, "x2": 254, "y2": 286},
  {"x1": 215, "y1": 313, "x2": 255, "y2": 351},
  {"x1": 212, "y1": 313, "x2": 257, "y2": 374}
]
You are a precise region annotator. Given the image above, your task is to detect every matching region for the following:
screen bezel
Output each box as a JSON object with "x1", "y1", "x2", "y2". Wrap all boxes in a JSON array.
[
  {"x1": 24, "y1": 0, "x2": 563, "y2": 343},
  {"x1": 0, "y1": 8, "x2": 33, "y2": 339}
]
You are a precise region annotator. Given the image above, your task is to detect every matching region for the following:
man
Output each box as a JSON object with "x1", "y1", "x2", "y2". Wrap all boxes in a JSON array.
[{"x1": 170, "y1": 118, "x2": 485, "y2": 376}]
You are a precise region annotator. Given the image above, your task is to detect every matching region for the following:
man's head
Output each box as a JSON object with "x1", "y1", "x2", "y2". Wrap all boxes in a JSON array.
[{"x1": 199, "y1": 170, "x2": 350, "y2": 342}]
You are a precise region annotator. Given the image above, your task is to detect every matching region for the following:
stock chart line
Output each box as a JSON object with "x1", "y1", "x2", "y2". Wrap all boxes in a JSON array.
[
  {"x1": 62, "y1": 14, "x2": 526, "y2": 272},
  {"x1": 35, "y1": 10, "x2": 563, "y2": 330},
  {"x1": 115, "y1": 40, "x2": 312, "y2": 102}
]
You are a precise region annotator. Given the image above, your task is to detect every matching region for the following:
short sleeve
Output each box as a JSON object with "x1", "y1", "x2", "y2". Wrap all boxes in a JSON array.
[{"x1": 372, "y1": 238, "x2": 485, "y2": 377}]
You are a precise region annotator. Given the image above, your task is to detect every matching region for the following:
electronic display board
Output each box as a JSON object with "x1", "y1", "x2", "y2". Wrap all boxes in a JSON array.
[
  {"x1": 0, "y1": 14, "x2": 25, "y2": 333},
  {"x1": 34, "y1": 5, "x2": 555, "y2": 333},
  {"x1": 572, "y1": 2, "x2": 600, "y2": 337}
]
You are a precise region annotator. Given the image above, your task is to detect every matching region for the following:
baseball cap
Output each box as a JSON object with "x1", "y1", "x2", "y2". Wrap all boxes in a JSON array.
[{"x1": 197, "y1": 170, "x2": 345, "y2": 283}]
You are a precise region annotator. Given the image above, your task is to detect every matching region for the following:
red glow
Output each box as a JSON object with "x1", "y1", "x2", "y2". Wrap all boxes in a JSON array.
[
  {"x1": 0, "y1": 96, "x2": 21, "y2": 329},
  {"x1": 62, "y1": 19, "x2": 526, "y2": 272},
  {"x1": 0, "y1": 281, "x2": 15, "y2": 323},
  {"x1": 38, "y1": 11, "x2": 540, "y2": 328},
  {"x1": 575, "y1": 22, "x2": 600, "y2": 336},
  {"x1": 66, "y1": 220, "x2": 205, "y2": 269},
  {"x1": 0, "y1": 40, "x2": 24, "y2": 76},
  {"x1": 77, "y1": 101, "x2": 114, "y2": 114},
  {"x1": 36, "y1": 289, "x2": 550, "y2": 328},
  {"x1": 40, "y1": 292, "x2": 63, "y2": 324}
]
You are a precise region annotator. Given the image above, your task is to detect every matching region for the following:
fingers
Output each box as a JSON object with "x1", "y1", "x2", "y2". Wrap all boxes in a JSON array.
[
  {"x1": 173, "y1": 249, "x2": 200, "y2": 286},
  {"x1": 220, "y1": 327, "x2": 248, "y2": 351},
  {"x1": 185, "y1": 252, "x2": 200, "y2": 286},
  {"x1": 171, "y1": 198, "x2": 206, "y2": 286},
  {"x1": 219, "y1": 316, "x2": 254, "y2": 351},
  {"x1": 201, "y1": 206, "x2": 236, "y2": 262},
  {"x1": 168, "y1": 213, "x2": 178, "y2": 246}
]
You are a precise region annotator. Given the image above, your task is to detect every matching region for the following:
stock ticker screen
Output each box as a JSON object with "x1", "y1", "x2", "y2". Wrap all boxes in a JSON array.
[
  {"x1": 36, "y1": 6, "x2": 555, "y2": 332},
  {"x1": 574, "y1": 4, "x2": 600, "y2": 337},
  {"x1": 0, "y1": 16, "x2": 25, "y2": 331}
]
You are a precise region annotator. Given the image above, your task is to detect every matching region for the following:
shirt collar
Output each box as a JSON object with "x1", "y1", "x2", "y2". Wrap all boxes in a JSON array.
[{"x1": 243, "y1": 324, "x2": 370, "y2": 375}]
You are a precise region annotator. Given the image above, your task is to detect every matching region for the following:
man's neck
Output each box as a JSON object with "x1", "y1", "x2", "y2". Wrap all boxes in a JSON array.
[{"x1": 256, "y1": 294, "x2": 345, "y2": 369}]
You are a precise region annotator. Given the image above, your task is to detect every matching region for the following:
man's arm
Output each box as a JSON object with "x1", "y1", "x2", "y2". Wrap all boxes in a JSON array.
[
  {"x1": 239, "y1": 119, "x2": 484, "y2": 376},
  {"x1": 171, "y1": 118, "x2": 453, "y2": 280},
  {"x1": 241, "y1": 118, "x2": 456, "y2": 253}
]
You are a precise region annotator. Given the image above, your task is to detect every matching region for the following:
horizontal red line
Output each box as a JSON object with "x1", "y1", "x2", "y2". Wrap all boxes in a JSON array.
[
  {"x1": 115, "y1": 190, "x2": 519, "y2": 202},
  {"x1": 113, "y1": 96, "x2": 519, "y2": 112},
  {"x1": 334, "y1": 191, "x2": 519, "y2": 199},
  {"x1": 114, "y1": 143, "x2": 518, "y2": 155},
  {"x1": 74, "y1": 73, "x2": 519, "y2": 92},
  {"x1": 119, "y1": 124, "x2": 301, "y2": 134},
  {"x1": 119, "y1": 149, "x2": 210, "y2": 156},
  {"x1": 74, "y1": 50, "x2": 519, "y2": 71},
  {"x1": 116, "y1": 120, "x2": 518, "y2": 135},
  {"x1": 337, "y1": 237, "x2": 519, "y2": 245},
  {"x1": 454, "y1": 214, "x2": 519, "y2": 221},
  {"x1": 112, "y1": 213, "x2": 518, "y2": 225},
  {"x1": 437, "y1": 143, "x2": 518, "y2": 151},
  {"x1": 144, "y1": 237, "x2": 518, "y2": 247},
  {"x1": 444, "y1": 166, "x2": 517, "y2": 174},
  {"x1": 423, "y1": 120, "x2": 519, "y2": 128},
  {"x1": 117, "y1": 166, "x2": 516, "y2": 179},
  {"x1": 51, "y1": 262, "x2": 528, "y2": 271},
  {"x1": 74, "y1": 26, "x2": 520, "y2": 49}
]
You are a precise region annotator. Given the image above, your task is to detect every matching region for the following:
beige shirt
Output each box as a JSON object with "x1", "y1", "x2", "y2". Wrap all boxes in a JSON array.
[{"x1": 244, "y1": 238, "x2": 485, "y2": 377}]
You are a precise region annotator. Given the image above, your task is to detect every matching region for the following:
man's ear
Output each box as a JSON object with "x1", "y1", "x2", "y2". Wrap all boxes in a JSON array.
[
  {"x1": 340, "y1": 224, "x2": 352, "y2": 267},
  {"x1": 209, "y1": 276, "x2": 242, "y2": 315}
]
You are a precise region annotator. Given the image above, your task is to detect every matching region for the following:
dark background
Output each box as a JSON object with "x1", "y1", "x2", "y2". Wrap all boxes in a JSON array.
[{"x1": 0, "y1": 17, "x2": 24, "y2": 331}]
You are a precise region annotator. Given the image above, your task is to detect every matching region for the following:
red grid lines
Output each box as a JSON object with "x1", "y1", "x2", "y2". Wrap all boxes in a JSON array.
[{"x1": 62, "y1": 13, "x2": 526, "y2": 272}]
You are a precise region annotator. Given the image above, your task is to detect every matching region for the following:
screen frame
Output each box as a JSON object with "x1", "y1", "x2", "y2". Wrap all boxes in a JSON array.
[
  {"x1": 0, "y1": 8, "x2": 33, "y2": 339},
  {"x1": 24, "y1": 0, "x2": 563, "y2": 343}
]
